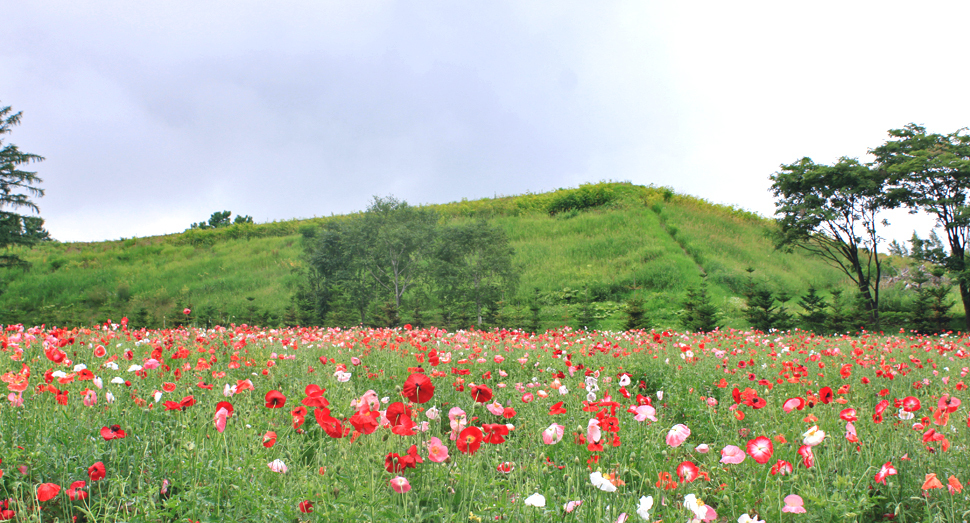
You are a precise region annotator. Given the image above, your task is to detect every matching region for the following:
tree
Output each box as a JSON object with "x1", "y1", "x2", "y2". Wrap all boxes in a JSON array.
[
  {"x1": 1, "y1": 103, "x2": 49, "y2": 269},
  {"x1": 679, "y1": 281, "x2": 720, "y2": 332},
  {"x1": 360, "y1": 196, "x2": 438, "y2": 309},
  {"x1": 744, "y1": 285, "x2": 792, "y2": 332},
  {"x1": 872, "y1": 124, "x2": 970, "y2": 328},
  {"x1": 770, "y1": 157, "x2": 893, "y2": 327},
  {"x1": 797, "y1": 286, "x2": 828, "y2": 333},
  {"x1": 623, "y1": 296, "x2": 650, "y2": 331},
  {"x1": 433, "y1": 220, "x2": 517, "y2": 328}
]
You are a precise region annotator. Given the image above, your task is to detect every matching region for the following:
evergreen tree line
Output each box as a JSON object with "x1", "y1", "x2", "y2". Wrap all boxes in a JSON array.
[{"x1": 290, "y1": 196, "x2": 518, "y2": 329}]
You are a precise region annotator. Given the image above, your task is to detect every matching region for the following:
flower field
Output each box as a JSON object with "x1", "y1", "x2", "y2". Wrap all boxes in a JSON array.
[{"x1": 1, "y1": 322, "x2": 969, "y2": 522}]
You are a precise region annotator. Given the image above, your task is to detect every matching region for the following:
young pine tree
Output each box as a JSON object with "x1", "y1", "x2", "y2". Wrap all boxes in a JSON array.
[
  {"x1": 797, "y1": 286, "x2": 829, "y2": 333},
  {"x1": 680, "y1": 281, "x2": 720, "y2": 332}
]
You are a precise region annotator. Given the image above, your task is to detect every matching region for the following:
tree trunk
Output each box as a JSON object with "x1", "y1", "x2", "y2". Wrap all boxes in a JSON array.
[{"x1": 960, "y1": 281, "x2": 970, "y2": 330}]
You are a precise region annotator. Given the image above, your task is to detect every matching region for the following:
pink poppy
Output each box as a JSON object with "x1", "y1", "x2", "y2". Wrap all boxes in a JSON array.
[
  {"x1": 542, "y1": 423, "x2": 565, "y2": 445},
  {"x1": 389, "y1": 476, "x2": 411, "y2": 493},
  {"x1": 782, "y1": 494, "x2": 806, "y2": 513},
  {"x1": 874, "y1": 461, "x2": 897, "y2": 484},
  {"x1": 746, "y1": 436, "x2": 773, "y2": 464},
  {"x1": 797, "y1": 445, "x2": 814, "y2": 468},
  {"x1": 666, "y1": 424, "x2": 690, "y2": 447},
  {"x1": 632, "y1": 405, "x2": 657, "y2": 422},
  {"x1": 720, "y1": 445, "x2": 746, "y2": 464},
  {"x1": 782, "y1": 397, "x2": 804, "y2": 413},
  {"x1": 427, "y1": 437, "x2": 450, "y2": 462},
  {"x1": 486, "y1": 402, "x2": 505, "y2": 416}
]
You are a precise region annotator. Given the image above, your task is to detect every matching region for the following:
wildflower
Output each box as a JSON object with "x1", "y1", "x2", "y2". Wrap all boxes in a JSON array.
[
  {"x1": 497, "y1": 462, "x2": 515, "y2": 474},
  {"x1": 746, "y1": 436, "x2": 773, "y2": 464},
  {"x1": 590, "y1": 471, "x2": 618, "y2": 492},
  {"x1": 470, "y1": 384, "x2": 493, "y2": 403},
  {"x1": 389, "y1": 476, "x2": 411, "y2": 493},
  {"x1": 632, "y1": 404, "x2": 657, "y2": 422},
  {"x1": 214, "y1": 407, "x2": 229, "y2": 433},
  {"x1": 720, "y1": 445, "x2": 746, "y2": 464},
  {"x1": 298, "y1": 500, "x2": 314, "y2": 513},
  {"x1": 797, "y1": 445, "x2": 814, "y2": 468},
  {"x1": 67, "y1": 481, "x2": 88, "y2": 501},
  {"x1": 403, "y1": 373, "x2": 435, "y2": 404},
  {"x1": 267, "y1": 459, "x2": 288, "y2": 474},
  {"x1": 874, "y1": 461, "x2": 897, "y2": 484},
  {"x1": 549, "y1": 401, "x2": 567, "y2": 415},
  {"x1": 695, "y1": 443, "x2": 710, "y2": 453},
  {"x1": 802, "y1": 425, "x2": 825, "y2": 447},
  {"x1": 737, "y1": 515, "x2": 765, "y2": 523},
  {"x1": 683, "y1": 494, "x2": 715, "y2": 521},
  {"x1": 948, "y1": 475, "x2": 963, "y2": 494},
  {"x1": 88, "y1": 461, "x2": 106, "y2": 481},
  {"x1": 427, "y1": 437, "x2": 450, "y2": 462},
  {"x1": 636, "y1": 495, "x2": 654, "y2": 520},
  {"x1": 542, "y1": 423, "x2": 565, "y2": 445},
  {"x1": 782, "y1": 494, "x2": 806, "y2": 513},
  {"x1": 676, "y1": 461, "x2": 701, "y2": 483},
  {"x1": 901, "y1": 396, "x2": 921, "y2": 412},
  {"x1": 456, "y1": 426, "x2": 483, "y2": 455},
  {"x1": 564, "y1": 500, "x2": 582, "y2": 513},
  {"x1": 524, "y1": 493, "x2": 545, "y2": 507},
  {"x1": 922, "y1": 473, "x2": 943, "y2": 490},
  {"x1": 264, "y1": 390, "x2": 286, "y2": 409},
  {"x1": 770, "y1": 460, "x2": 793, "y2": 476},
  {"x1": 262, "y1": 431, "x2": 277, "y2": 448},
  {"x1": 839, "y1": 408, "x2": 858, "y2": 422},
  {"x1": 37, "y1": 483, "x2": 60, "y2": 502},
  {"x1": 666, "y1": 424, "x2": 690, "y2": 447},
  {"x1": 100, "y1": 424, "x2": 127, "y2": 440}
]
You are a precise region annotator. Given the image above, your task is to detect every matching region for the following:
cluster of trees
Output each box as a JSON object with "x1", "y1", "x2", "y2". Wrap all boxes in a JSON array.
[
  {"x1": 771, "y1": 123, "x2": 970, "y2": 329},
  {"x1": 0, "y1": 102, "x2": 50, "y2": 273},
  {"x1": 292, "y1": 196, "x2": 518, "y2": 329},
  {"x1": 189, "y1": 210, "x2": 253, "y2": 230}
]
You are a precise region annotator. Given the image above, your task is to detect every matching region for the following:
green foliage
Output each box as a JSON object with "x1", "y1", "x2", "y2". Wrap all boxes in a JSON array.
[
  {"x1": 546, "y1": 183, "x2": 618, "y2": 215},
  {"x1": 623, "y1": 297, "x2": 650, "y2": 331},
  {"x1": 744, "y1": 285, "x2": 792, "y2": 332},
  {"x1": 771, "y1": 156, "x2": 892, "y2": 326},
  {"x1": 679, "y1": 281, "x2": 721, "y2": 332},
  {"x1": 0, "y1": 102, "x2": 49, "y2": 271},
  {"x1": 797, "y1": 285, "x2": 829, "y2": 333}
]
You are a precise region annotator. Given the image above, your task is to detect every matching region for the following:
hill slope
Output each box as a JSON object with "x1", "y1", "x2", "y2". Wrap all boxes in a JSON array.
[{"x1": 0, "y1": 182, "x2": 849, "y2": 329}]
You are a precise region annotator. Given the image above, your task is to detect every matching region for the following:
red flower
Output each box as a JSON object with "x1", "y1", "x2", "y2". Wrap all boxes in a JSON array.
[
  {"x1": 302, "y1": 384, "x2": 329, "y2": 408},
  {"x1": 873, "y1": 399, "x2": 889, "y2": 423},
  {"x1": 549, "y1": 401, "x2": 567, "y2": 415},
  {"x1": 901, "y1": 396, "x2": 921, "y2": 413},
  {"x1": 180, "y1": 395, "x2": 196, "y2": 408},
  {"x1": 88, "y1": 461, "x2": 106, "y2": 481},
  {"x1": 470, "y1": 384, "x2": 493, "y2": 403},
  {"x1": 839, "y1": 408, "x2": 858, "y2": 422},
  {"x1": 263, "y1": 431, "x2": 278, "y2": 448},
  {"x1": 655, "y1": 471, "x2": 678, "y2": 490},
  {"x1": 314, "y1": 408, "x2": 346, "y2": 439},
  {"x1": 100, "y1": 424, "x2": 127, "y2": 440},
  {"x1": 348, "y1": 406, "x2": 380, "y2": 435},
  {"x1": 797, "y1": 445, "x2": 814, "y2": 468},
  {"x1": 746, "y1": 436, "x2": 774, "y2": 464},
  {"x1": 482, "y1": 424, "x2": 510, "y2": 444},
  {"x1": 770, "y1": 459, "x2": 793, "y2": 476},
  {"x1": 676, "y1": 461, "x2": 700, "y2": 483},
  {"x1": 457, "y1": 426, "x2": 484, "y2": 455},
  {"x1": 402, "y1": 373, "x2": 435, "y2": 404},
  {"x1": 67, "y1": 481, "x2": 87, "y2": 501},
  {"x1": 818, "y1": 386, "x2": 833, "y2": 404},
  {"x1": 163, "y1": 401, "x2": 183, "y2": 411},
  {"x1": 265, "y1": 390, "x2": 287, "y2": 409},
  {"x1": 298, "y1": 500, "x2": 313, "y2": 513},
  {"x1": 215, "y1": 401, "x2": 234, "y2": 418},
  {"x1": 37, "y1": 482, "x2": 60, "y2": 502}
]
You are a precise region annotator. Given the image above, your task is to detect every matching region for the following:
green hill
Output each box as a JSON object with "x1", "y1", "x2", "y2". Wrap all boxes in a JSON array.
[{"x1": 0, "y1": 182, "x2": 852, "y2": 329}]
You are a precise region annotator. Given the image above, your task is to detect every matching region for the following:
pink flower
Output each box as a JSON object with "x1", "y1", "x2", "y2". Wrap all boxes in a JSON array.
[
  {"x1": 632, "y1": 404, "x2": 657, "y2": 422},
  {"x1": 214, "y1": 407, "x2": 229, "y2": 433},
  {"x1": 782, "y1": 494, "x2": 806, "y2": 513},
  {"x1": 390, "y1": 476, "x2": 411, "y2": 493},
  {"x1": 8, "y1": 392, "x2": 24, "y2": 407},
  {"x1": 267, "y1": 459, "x2": 288, "y2": 473},
  {"x1": 874, "y1": 461, "x2": 897, "y2": 484},
  {"x1": 564, "y1": 500, "x2": 582, "y2": 513},
  {"x1": 427, "y1": 437, "x2": 450, "y2": 463},
  {"x1": 666, "y1": 424, "x2": 690, "y2": 447},
  {"x1": 486, "y1": 402, "x2": 505, "y2": 416},
  {"x1": 745, "y1": 436, "x2": 773, "y2": 464},
  {"x1": 720, "y1": 445, "x2": 746, "y2": 464},
  {"x1": 587, "y1": 419, "x2": 602, "y2": 445},
  {"x1": 351, "y1": 357, "x2": 362, "y2": 366},
  {"x1": 542, "y1": 423, "x2": 565, "y2": 445},
  {"x1": 694, "y1": 443, "x2": 710, "y2": 454},
  {"x1": 494, "y1": 355, "x2": 505, "y2": 364}
]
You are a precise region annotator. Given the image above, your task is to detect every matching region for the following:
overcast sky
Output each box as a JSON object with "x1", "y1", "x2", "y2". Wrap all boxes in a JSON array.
[{"x1": 2, "y1": 1, "x2": 966, "y2": 243}]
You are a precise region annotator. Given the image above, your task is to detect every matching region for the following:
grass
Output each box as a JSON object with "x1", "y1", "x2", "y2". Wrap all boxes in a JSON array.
[{"x1": 1, "y1": 323, "x2": 968, "y2": 522}]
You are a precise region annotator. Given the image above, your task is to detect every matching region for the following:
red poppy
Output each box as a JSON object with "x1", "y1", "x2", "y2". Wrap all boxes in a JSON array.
[
  {"x1": 496, "y1": 462, "x2": 515, "y2": 473},
  {"x1": 839, "y1": 408, "x2": 858, "y2": 422},
  {"x1": 163, "y1": 401, "x2": 183, "y2": 411},
  {"x1": 162, "y1": 382, "x2": 177, "y2": 392},
  {"x1": 402, "y1": 373, "x2": 435, "y2": 404},
  {"x1": 818, "y1": 386, "x2": 833, "y2": 404},
  {"x1": 457, "y1": 426, "x2": 484, "y2": 455},
  {"x1": 215, "y1": 401, "x2": 234, "y2": 418},
  {"x1": 770, "y1": 459, "x2": 793, "y2": 476},
  {"x1": 314, "y1": 408, "x2": 346, "y2": 438},
  {"x1": 265, "y1": 390, "x2": 287, "y2": 409},
  {"x1": 67, "y1": 481, "x2": 87, "y2": 501},
  {"x1": 263, "y1": 431, "x2": 278, "y2": 448},
  {"x1": 797, "y1": 445, "x2": 814, "y2": 468},
  {"x1": 88, "y1": 461, "x2": 106, "y2": 481},
  {"x1": 180, "y1": 395, "x2": 196, "y2": 408},
  {"x1": 873, "y1": 399, "x2": 889, "y2": 423},
  {"x1": 902, "y1": 396, "x2": 921, "y2": 413},
  {"x1": 746, "y1": 436, "x2": 774, "y2": 464},
  {"x1": 655, "y1": 471, "x2": 678, "y2": 490},
  {"x1": 470, "y1": 384, "x2": 493, "y2": 403},
  {"x1": 482, "y1": 424, "x2": 510, "y2": 444},
  {"x1": 348, "y1": 406, "x2": 380, "y2": 435},
  {"x1": 235, "y1": 379, "x2": 254, "y2": 393},
  {"x1": 100, "y1": 424, "x2": 127, "y2": 440},
  {"x1": 549, "y1": 401, "x2": 567, "y2": 415},
  {"x1": 385, "y1": 402, "x2": 412, "y2": 428},
  {"x1": 676, "y1": 461, "x2": 700, "y2": 483},
  {"x1": 298, "y1": 500, "x2": 313, "y2": 513},
  {"x1": 302, "y1": 384, "x2": 329, "y2": 408},
  {"x1": 37, "y1": 483, "x2": 60, "y2": 502}
]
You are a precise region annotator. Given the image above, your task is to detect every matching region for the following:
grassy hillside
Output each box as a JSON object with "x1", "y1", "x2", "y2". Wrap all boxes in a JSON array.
[{"x1": 0, "y1": 182, "x2": 852, "y2": 329}]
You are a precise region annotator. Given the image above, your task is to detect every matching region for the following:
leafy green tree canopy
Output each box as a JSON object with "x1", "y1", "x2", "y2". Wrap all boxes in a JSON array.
[{"x1": 1, "y1": 103, "x2": 49, "y2": 270}]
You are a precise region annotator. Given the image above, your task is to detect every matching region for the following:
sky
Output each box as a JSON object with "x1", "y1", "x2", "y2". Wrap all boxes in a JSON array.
[{"x1": 1, "y1": 1, "x2": 966, "y2": 244}]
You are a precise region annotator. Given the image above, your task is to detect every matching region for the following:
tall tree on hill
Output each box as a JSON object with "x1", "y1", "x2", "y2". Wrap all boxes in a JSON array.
[
  {"x1": 433, "y1": 220, "x2": 517, "y2": 328},
  {"x1": 871, "y1": 124, "x2": 970, "y2": 328},
  {"x1": 1, "y1": 102, "x2": 49, "y2": 271},
  {"x1": 770, "y1": 157, "x2": 894, "y2": 327}
]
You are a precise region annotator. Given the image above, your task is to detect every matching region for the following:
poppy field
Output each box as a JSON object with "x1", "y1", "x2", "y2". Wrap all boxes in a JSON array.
[{"x1": 1, "y1": 322, "x2": 969, "y2": 522}]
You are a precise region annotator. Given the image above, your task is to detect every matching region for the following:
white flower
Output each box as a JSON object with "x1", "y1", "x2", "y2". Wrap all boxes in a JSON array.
[
  {"x1": 103, "y1": 361, "x2": 119, "y2": 370},
  {"x1": 618, "y1": 375, "x2": 631, "y2": 387},
  {"x1": 524, "y1": 493, "x2": 545, "y2": 507},
  {"x1": 586, "y1": 391, "x2": 597, "y2": 402},
  {"x1": 126, "y1": 365, "x2": 143, "y2": 372},
  {"x1": 738, "y1": 515, "x2": 765, "y2": 523},
  {"x1": 897, "y1": 408, "x2": 915, "y2": 420},
  {"x1": 73, "y1": 363, "x2": 87, "y2": 372},
  {"x1": 657, "y1": 390, "x2": 664, "y2": 401},
  {"x1": 802, "y1": 425, "x2": 826, "y2": 447},
  {"x1": 93, "y1": 376, "x2": 103, "y2": 389},
  {"x1": 425, "y1": 406, "x2": 440, "y2": 420},
  {"x1": 110, "y1": 377, "x2": 125, "y2": 385},
  {"x1": 589, "y1": 471, "x2": 617, "y2": 492},
  {"x1": 335, "y1": 371, "x2": 352, "y2": 382},
  {"x1": 268, "y1": 459, "x2": 288, "y2": 473},
  {"x1": 105, "y1": 391, "x2": 115, "y2": 404},
  {"x1": 153, "y1": 391, "x2": 163, "y2": 402},
  {"x1": 558, "y1": 385, "x2": 569, "y2": 395},
  {"x1": 51, "y1": 371, "x2": 68, "y2": 379},
  {"x1": 636, "y1": 495, "x2": 654, "y2": 520},
  {"x1": 683, "y1": 494, "x2": 706, "y2": 519}
]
